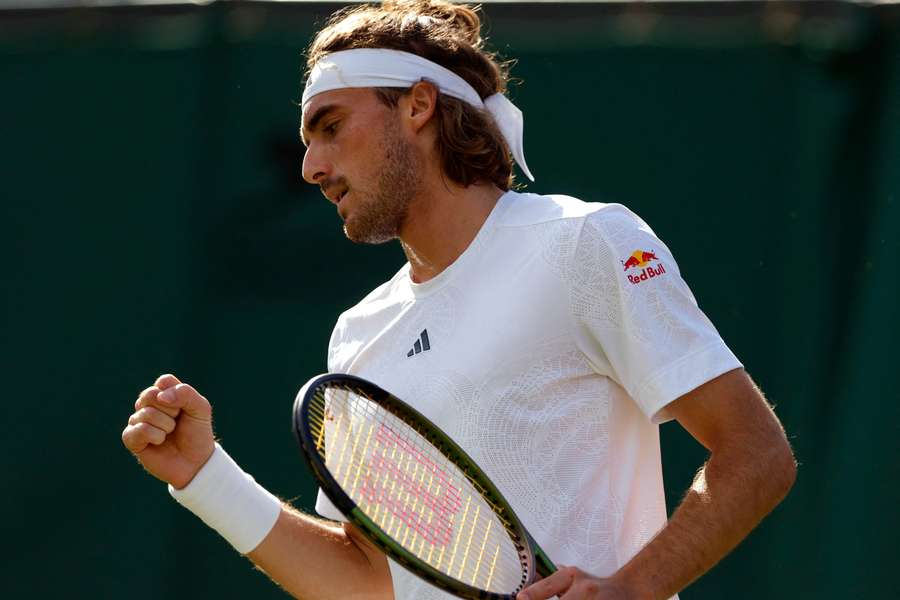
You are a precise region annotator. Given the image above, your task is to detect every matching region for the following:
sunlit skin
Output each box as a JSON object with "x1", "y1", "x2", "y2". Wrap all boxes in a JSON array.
[{"x1": 301, "y1": 84, "x2": 504, "y2": 283}]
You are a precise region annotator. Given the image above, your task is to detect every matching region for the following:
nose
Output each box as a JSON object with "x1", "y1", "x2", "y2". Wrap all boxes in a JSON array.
[{"x1": 301, "y1": 142, "x2": 330, "y2": 185}]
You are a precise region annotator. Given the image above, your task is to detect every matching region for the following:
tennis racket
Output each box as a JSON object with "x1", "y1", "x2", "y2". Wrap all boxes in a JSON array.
[{"x1": 292, "y1": 373, "x2": 557, "y2": 599}]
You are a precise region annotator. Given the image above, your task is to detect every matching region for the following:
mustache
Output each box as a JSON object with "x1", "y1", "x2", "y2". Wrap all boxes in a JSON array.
[{"x1": 320, "y1": 176, "x2": 348, "y2": 197}]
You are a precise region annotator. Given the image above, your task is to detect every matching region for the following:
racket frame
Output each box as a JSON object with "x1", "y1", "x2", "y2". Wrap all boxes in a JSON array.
[{"x1": 292, "y1": 373, "x2": 556, "y2": 600}]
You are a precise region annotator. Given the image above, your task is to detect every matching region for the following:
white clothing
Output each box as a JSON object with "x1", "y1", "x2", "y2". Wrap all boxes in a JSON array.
[{"x1": 315, "y1": 191, "x2": 741, "y2": 599}]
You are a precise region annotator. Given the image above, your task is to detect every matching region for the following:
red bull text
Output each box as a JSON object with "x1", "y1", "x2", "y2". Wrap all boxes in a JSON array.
[{"x1": 622, "y1": 250, "x2": 667, "y2": 285}]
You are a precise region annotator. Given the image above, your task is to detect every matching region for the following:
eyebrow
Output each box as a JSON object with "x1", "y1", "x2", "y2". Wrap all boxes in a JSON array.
[{"x1": 300, "y1": 104, "x2": 339, "y2": 146}]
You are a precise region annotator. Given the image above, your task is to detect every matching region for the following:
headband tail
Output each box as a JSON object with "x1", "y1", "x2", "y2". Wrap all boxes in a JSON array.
[{"x1": 485, "y1": 93, "x2": 535, "y2": 182}]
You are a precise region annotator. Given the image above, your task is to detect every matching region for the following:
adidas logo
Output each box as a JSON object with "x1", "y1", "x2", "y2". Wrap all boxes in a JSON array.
[{"x1": 406, "y1": 329, "x2": 431, "y2": 357}]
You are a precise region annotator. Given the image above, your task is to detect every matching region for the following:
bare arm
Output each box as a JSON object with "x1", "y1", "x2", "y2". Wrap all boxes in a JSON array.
[
  {"x1": 614, "y1": 368, "x2": 796, "y2": 597},
  {"x1": 518, "y1": 368, "x2": 796, "y2": 599},
  {"x1": 122, "y1": 374, "x2": 392, "y2": 600},
  {"x1": 248, "y1": 510, "x2": 393, "y2": 600}
]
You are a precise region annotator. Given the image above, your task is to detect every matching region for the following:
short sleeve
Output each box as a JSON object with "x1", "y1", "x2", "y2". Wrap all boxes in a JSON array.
[
  {"x1": 315, "y1": 489, "x2": 348, "y2": 522},
  {"x1": 568, "y1": 205, "x2": 742, "y2": 423},
  {"x1": 326, "y1": 317, "x2": 343, "y2": 373}
]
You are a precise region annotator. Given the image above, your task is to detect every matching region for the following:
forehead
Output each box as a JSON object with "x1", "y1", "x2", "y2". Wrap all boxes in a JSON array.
[{"x1": 302, "y1": 88, "x2": 382, "y2": 127}]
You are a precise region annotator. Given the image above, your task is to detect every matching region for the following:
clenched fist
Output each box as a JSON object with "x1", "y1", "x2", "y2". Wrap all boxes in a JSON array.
[{"x1": 122, "y1": 374, "x2": 215, "y2": 489}]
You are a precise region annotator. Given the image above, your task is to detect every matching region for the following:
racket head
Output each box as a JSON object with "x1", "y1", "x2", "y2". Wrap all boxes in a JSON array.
[{"x1": 292, "y1": 373, "x2": 546, "y2": 599}]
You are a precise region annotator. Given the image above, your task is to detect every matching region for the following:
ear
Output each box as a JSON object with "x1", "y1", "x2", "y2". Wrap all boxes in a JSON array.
[{"x1": 403, "y1": 81, "x2": 438, "y2": 133}]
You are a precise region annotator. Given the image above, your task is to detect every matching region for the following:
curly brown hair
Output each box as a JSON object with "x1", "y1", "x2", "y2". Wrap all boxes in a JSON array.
[{"x1": 305, "y1": 0, "x2": 516, "y2": 190}]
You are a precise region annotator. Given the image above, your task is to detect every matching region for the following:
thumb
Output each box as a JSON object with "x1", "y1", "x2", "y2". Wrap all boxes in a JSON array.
[{"x1": 157, "y1": 383, "x2": 211, "y2": 420}]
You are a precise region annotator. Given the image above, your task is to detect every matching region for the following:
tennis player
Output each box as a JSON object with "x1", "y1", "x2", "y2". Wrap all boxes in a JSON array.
[{"x1": 122, "y1": 2, "x2": 796, "y2": 599}]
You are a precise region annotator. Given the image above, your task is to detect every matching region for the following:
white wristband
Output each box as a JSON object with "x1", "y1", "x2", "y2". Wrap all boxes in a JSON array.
[{"x1": 168, "y1": 443, "x2": 282, "y2": 554}]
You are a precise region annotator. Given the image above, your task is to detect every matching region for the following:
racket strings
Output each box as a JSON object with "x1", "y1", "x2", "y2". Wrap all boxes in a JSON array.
[
  {"x1": 307, "y1": 400, "x2": 513, "y2": 526},
  {"x1": 307, "y1": 385, "x2": 528, "y2": 593},
  {"x1": 317, "y1": 394, "x2": 515, "y2": 564},
  {"x1": 308, "y1": 398, "x2": 518, "y2": 546},
  {"x1": 309, "y1": 406, "x2": 519, "y2": 590}
]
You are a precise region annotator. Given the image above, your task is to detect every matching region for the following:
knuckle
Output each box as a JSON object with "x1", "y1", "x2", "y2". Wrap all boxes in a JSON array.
[
  {"x1": 136, "y1": 386, "x2": 158, "y2": 406},
  {"x1": 175, "y1": 383, "x2": 196, "y2": 398},
  {"x1": 161, "y1": 415, "x2": 176, "y2": 433},
  {"x1": 162, "y1": 405, "x2": 181, "y2": 418},
  {"x1": 177, "y1": 384, "x2": 211, "y2": 410},
  {"x1": 133, "y1": 407, "x2": 153, "y2": 423},
  {"x1": 155, "y1": 373, "x2": 180, "y2": 388},
  {"x1": 148, "y1": 409, "x2": 170, "y2": 429},
  {"x1": 145, "y1": 407, "x2": 175, "y2": 431},
  {"x1": 137, "y1": 422, "x2": 164, "y2": 444},
  {"x1": 122, "y1": 426, "x2": 142, "y2": 451}
]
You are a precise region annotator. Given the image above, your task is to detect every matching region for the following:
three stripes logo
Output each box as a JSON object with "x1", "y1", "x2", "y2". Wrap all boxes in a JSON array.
[{"x1": 406, "y1": 329, "x2": 431, "y2": 357}]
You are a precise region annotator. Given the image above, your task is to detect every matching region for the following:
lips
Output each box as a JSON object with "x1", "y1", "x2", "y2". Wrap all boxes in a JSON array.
[
  {"x1": 336, "y1": 190, "x2": 349, "y2": 219},
  {"x1": 321, "y1": 180, "x2": 348, "y2": 205},
  {"x1": 329, "y1": 186, "x2": 348, "y2": 205}
]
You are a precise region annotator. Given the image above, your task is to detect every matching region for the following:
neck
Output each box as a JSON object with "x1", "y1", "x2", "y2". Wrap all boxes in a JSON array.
[{"x1": 398, "y1": 178, "x2": 505, "y2": 284}]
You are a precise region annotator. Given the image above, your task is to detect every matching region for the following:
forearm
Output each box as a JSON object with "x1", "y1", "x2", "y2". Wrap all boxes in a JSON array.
[
  {"x1": 248, "y1": 506, "x2": 393, "y2": 600},
  {"x1": 614, "y1": 444, "x2": 796, "y2": 599},
  {"x1": 167, "y1": 443, "x2": 392, "y2": 600}
]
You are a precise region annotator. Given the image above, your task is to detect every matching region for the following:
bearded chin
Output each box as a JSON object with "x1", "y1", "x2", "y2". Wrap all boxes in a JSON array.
[
  {"x1": 342, "y1": 123, "x2": 419, "y2": 245},
  {"x1": 342, "y1": 215, "x2": 401, "y2": 245}
]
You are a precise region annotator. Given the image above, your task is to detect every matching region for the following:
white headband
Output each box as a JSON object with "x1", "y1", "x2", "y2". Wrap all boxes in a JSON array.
[{"x1": 302, "y1": 48, "x2": 534, "y2": 182}]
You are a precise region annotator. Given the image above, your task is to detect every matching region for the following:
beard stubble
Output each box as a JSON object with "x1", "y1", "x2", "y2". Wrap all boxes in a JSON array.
[{"x1": 342, "y1": 117, "x2": 421, "y2": 245}]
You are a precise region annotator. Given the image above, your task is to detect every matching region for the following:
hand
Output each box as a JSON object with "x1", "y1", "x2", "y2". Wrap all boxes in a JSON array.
[
  {"x1": 517, "y1": 566, "x2": 641, "y2": 600},
  {"x1": 121, "y1": 373, "x2": 215, "y2": 489}
]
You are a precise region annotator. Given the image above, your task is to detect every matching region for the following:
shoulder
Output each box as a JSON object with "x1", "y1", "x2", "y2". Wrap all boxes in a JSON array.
[
  {"x1": 328, "y1": 264, "x2": 410, "y2": 361},
  {"x1": 495, "y1": 191, "x2": 600, "y2": 228},
  {"x1": 496, "y1": 192, "x2": 678, "y2": 291},
  {"x1": 335, "y1": 264, "x2": 409, "y2": 326},
  {"x1": 496, "y1": 191, "x2": 649, "y2": 234},
  {"x1": 495, "y1": 191, "x2": 659, "y2": 262}
]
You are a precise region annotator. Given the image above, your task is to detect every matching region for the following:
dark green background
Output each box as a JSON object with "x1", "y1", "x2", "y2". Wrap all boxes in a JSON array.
[{"x1": 1, "y1": 2, "x2": 897, "y2": 598}]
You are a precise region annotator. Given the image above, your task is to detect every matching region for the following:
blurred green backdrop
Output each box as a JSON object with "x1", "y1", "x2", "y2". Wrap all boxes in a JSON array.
[{"x1": 1, "y1": 1, "x2": 897, "y2": 598}]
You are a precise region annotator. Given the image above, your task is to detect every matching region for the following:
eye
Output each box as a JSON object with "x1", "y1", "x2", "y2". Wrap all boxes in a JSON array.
[{"x1": 324, "y1": 121, "x2": 340, "y2": 137}]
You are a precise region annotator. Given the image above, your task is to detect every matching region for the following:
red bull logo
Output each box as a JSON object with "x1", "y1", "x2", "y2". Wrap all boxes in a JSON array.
[{"x1": 622, "y1": 249, "x2": 666, "y2": 285}]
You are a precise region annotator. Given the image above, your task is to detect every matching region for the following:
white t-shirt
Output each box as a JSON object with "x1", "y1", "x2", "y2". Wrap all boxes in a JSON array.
[{"x1": 316, "y1": 191, "x2": 741, "y2": 600}]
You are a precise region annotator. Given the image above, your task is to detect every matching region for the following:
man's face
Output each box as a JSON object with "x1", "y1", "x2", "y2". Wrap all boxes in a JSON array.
[{"x1": 301, "y1": 88, "x2": 422, "y2": 244}]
